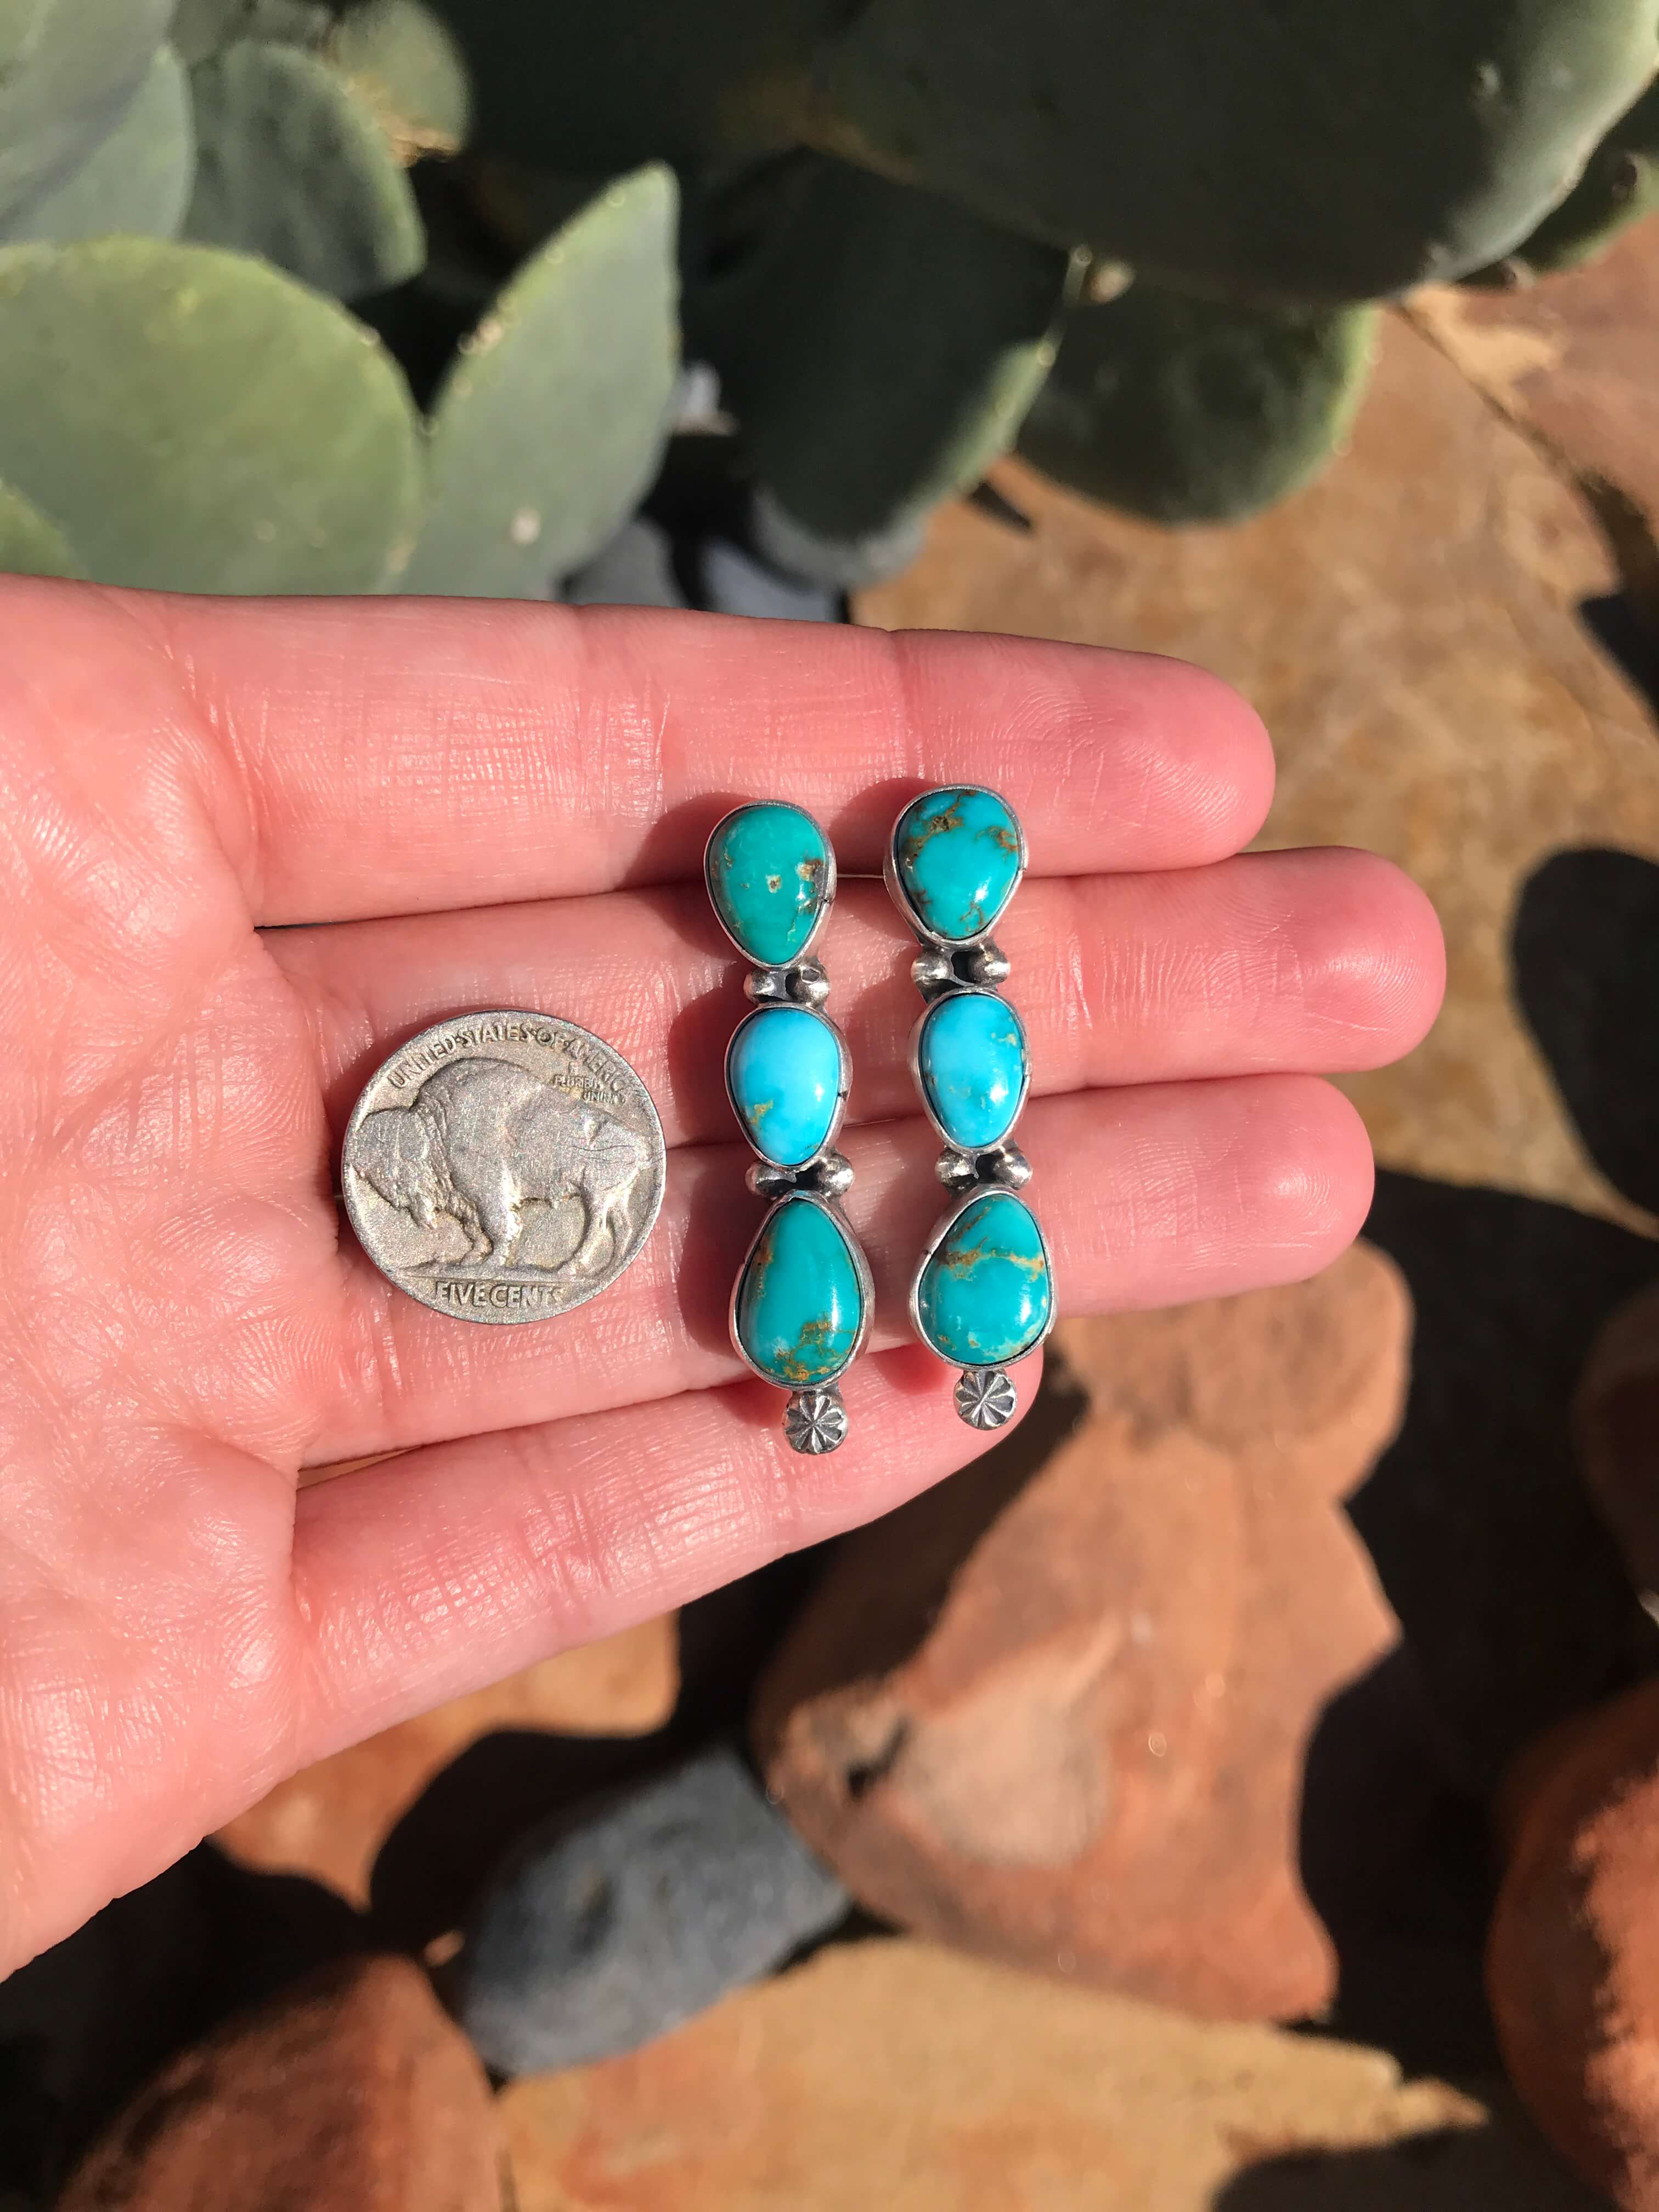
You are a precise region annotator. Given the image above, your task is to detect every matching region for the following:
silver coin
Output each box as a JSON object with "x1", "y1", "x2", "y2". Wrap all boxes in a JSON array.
[{"x1": 340, "y1": 1011, "x2": 666, "y2": 1325}]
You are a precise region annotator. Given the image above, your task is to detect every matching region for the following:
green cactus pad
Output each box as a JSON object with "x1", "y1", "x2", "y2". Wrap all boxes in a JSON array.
[
  {"x1": 0, "y1": 237, "x2": 422, "y2": 591},
  {"x1": 0, "y1": 0, "x2": 49, "y2": 78},
  {"x1": 1468, "y1": 80, "x2": 1659, "y2": 280},
  {"x1": 403, "y1": 165, "x2": 679, "y2": 598},
  {"x1": 1018, "y1": 286, "x2": 1380, "y2": 526},
  {"x1": 690, "y1": 156, "x2": 1074, "y2": 545},
  {"x1": 426, "y1": 0, "x2": 835, "y2": 173},
  {"x1": 811, "y1": 0, "x2": 1659, "y2": 301},
  {"x1": 170, "y1": 0, "x2": 332, "y2": 66},
  {"x1": 185, "y1": 38, "x2": 424, "y2": 298},
  {"x1": 0, "y1": 477, "x2": 82, "y2": 579},
  {"x1": 4, "y1": 41, "x2": 193, "y2": 244},
  {"x1": 0, "y1": 0, "x2": 173, "y2": 229},
  {"x1": 329, "y1": 0, "x2": 470, "y2": 160}
]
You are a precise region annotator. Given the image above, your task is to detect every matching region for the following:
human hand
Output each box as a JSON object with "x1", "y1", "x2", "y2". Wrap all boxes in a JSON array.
[{"x1": 0, "y1": 582, "x2": 1442, "y2": 1972}]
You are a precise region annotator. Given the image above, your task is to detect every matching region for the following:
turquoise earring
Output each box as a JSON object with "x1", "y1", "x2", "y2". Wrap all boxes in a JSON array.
[
  {"x1": 887, "y1": 787, "x2": 1053, "y2": 1427},
  {"x1": 706, "y1": 803, "x2": 872, "y2": 1453}
]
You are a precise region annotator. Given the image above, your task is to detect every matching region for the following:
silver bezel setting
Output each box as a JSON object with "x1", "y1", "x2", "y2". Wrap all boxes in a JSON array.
[
  {"x1": 907, "y1": 1182, "x2": 1057, "y2": 1374},
  {"x1": 727, "y1": 1190, "x2": 875, "y2": 1390},
  {"x1": 704, "y1": 802, "x2": 838, "y2": 966},
  {"x1": 884, "y1": 784, "x2": 1029, "y2": 950},
  {"x1": 724, "y1": 1001, "x2": 852, "y2": 1172},
  {"x1": 907, "y1": 986, "x2": 1031, "y2": 1156}
]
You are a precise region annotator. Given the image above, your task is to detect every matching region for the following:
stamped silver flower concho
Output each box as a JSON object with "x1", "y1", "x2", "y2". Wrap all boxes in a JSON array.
[{"x1": 341, "y1": 1011, "x2": 665, "y2": 1323}]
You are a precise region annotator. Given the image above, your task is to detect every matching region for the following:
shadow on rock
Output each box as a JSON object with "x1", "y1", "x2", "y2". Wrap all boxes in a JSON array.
[
  {"x1": 1216, "y1": 2095, "x2": 1606, "y2": 2211},
  {"x1": 0, "y1": 1846, "x2": 362, "y2": 2204}
]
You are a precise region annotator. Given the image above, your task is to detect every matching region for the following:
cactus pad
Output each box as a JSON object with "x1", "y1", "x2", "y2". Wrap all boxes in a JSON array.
[
  {"x1": 1018, "y1": 285, "x2": 1380, "y2": 526},
  {"x1": 1469, "y1": 80, "x2": 1659, "y2": 280},
  {"x1": 4, "y1": 41, "x2": 193, "y2": 243},
  {"x1": 185, "y1": 38, "x2": 424, "y2": 298},
  {"x1": 811, "y1": 0, "x2": 1659, "y2": 301},
  {"x1": 691, "y1": 156, "x2": 1075, "y2": 546},
  {"x1": 329, "y1": 0, "x2": 470, "y2": 161},
  {"x1": 0, "y1": 477, "x2": 82, "y2": 579},
  {"x1": 403, "y1": 165, "x2": 680, "y2": 598},
  {"x1": 0, "y1": 237, "x2": 422, "y2": 591},
  {"x1": 0, "y1": 0, "x2": 173, "y2": 228},
  {"x1": 426, "y1": 0, "x2": 834, "y2": 174},
  {"x1": 170, "y1": 1, "x2": 332, "y2": 66}
]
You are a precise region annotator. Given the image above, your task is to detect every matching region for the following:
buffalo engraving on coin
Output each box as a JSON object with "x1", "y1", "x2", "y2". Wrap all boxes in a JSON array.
[{"x1": 342, "y1": 1013, "x2": 665, "y2": 1324}]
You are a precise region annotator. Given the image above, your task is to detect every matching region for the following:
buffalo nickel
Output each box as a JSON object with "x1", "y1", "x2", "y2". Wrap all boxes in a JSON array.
[{"x1": 341, "y1": 1012, "x2": 666, "y2": 1324}]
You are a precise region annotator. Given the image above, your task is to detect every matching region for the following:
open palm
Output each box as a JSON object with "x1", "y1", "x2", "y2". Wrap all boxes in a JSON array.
[{"x1": 0, "y1": 579, "x2": 1442, "y2": 1974}]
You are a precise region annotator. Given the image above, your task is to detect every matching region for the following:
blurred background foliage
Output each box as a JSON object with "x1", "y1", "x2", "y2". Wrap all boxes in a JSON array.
[{"x1": 0, "y1": 0, "x2": 1654, "y2": 598}]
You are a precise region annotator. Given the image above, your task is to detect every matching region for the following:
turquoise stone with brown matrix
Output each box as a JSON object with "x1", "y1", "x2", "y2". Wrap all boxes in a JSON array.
[
  {"x1": 735, "y1": 1195, "x2": 864, "y2": 1387},
  {"x1": 916, "y1": 1189, "x2": 1051, "y2": 1367},
  {"x1": 706, "y1": 803, "x2": 831, "y2": 967},
  {"x1": 893, "y1": 786, "x2": 1022, "y2": 944}
]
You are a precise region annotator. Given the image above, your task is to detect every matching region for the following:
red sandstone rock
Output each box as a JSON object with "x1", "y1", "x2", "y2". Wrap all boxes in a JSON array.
[
  {"x1": 215, "y1": 1616, "x2": 678, "y2": 1906},
  {"x1": 1489, "y1": 1678, "x2": 1659, "y2": 2209},
  {"x1": 754, "y1": 1244, "x2": 1409, "y2": 2021},
  {"x1": 56, "y1": 1955, "x2": 506, "y2": 2211}
]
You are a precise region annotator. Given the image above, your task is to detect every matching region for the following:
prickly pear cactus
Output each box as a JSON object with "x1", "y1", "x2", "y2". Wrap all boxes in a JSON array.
[
  {"x1": 809, "y1": 0, "x2": 1659, "y2": 301},
  {"x1": 403, "y1": 165, "x2": 680, "y2": 598},
  {"x1": 185, "y1": 38, "x2": 424, "y2": 298},
  {"x1": 0, "y1": 0, "x2": 49, "y2": 76},
  {"x1": 329, "y1": 0, "x2": 470, "y2": 161},
  {"x1": 170, "y1": 0, "x2": 334, "y2": 66},
  {"x1": 690, "y1": 155, "x2": 1076, "y2": 562},
  {"x1": 426, "y1": 0, "x2": 837, "y2": 174},
  {"x1": 1468, "y1": 78, "x2": 1659, "y2": 280},
  {"x1": 1018, "y1": 284, "x2": 1380, "y2": 524},
  {"x1": 3, "y1": 41, "x2": 193, "y2": 244},
  {"x1": 0, "y1": 477, "x2": 82, "y2": 579},
  {"x1": 0, "y1": 0, "x2": 174, "y2": 230},
  {"x1": 0, "y1": 237, "x2": 422, "y2": 591}
]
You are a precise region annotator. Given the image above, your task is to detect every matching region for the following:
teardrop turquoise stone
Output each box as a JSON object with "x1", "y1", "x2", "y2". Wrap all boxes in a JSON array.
[
  {"x1": 736, "y1": 1197, "x2": 864, "y2": 1387},
  {"x1": 917, "y1": 992, "x2": 1027, "y2": 1152},
  {"x1": 706, "y1": 803, "x2": 831, "y2": 967},
  {"x1": 727, "y1": 1005, "x2": 845, "y2": 1168},
  {"x1": 916, "y1": 1190, "x2": 1051, "y2": 1368},
  {"x1": 893, "y1": 787, "x2": 1022, "y2": 944}
]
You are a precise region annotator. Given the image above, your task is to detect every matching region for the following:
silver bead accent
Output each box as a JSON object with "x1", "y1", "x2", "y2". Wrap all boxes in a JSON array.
[
  {"x1": 747, "y1": 1160, "x2": 799, "y2": 1200},
  {"x1": 980, "y1": 1142, "x2": 1032, "y2": 1189},
  {"x1": 806, "y1": 1150, "x2": 854, "y2": 1197},
  {"x1": 961, "y1": 938, "x2": 1011, "y2": 987},
  {"x1": 744, "y1": 958, "x2": 831, "y2": 1007},
  {"x1": 955, "y1": 1368, "x2": 1018, "y2": 1429},
  {"x1": 785, "y1": 1386, "x2": 849, "y2": 1454},
  {"x1": 786, "y1": 959, "x2": 831, "y2": 1007},
  {"x1": 744, "y1": 966, "x2": 790, "y2": 1003},
  {"x1": 911, "y1": 947, "x2": 956, "y2": 1000},
  {"x1": 936, "y1": 1146, "x2": 980, "y2": 1191}
]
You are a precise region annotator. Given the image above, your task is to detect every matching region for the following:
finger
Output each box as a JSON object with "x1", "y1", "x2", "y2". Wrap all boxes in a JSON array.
[
  {"x1": 292, "y1": 1342, "x2": 1024, "y2": 1753},
  {"x1": 308, "y1": 1073, "x2": 1373, "y2": 1464},
  {"x1": 268, "y1": 847, "x2": 1443, "y2": 1148},
  {"x1": 99, "y1": 586, "x2": 1274, "y2": 920}
]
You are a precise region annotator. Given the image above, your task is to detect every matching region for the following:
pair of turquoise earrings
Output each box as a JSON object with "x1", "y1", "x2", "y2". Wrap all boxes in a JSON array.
[{"x1": 704, "y1": 788, "x2": 1054, "y2": 1455}]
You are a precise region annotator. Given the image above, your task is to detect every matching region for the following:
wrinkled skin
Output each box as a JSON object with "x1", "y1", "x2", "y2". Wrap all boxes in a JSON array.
[{"x1": 0, "y1": 580, "x2": 1443, "y2": 1974}]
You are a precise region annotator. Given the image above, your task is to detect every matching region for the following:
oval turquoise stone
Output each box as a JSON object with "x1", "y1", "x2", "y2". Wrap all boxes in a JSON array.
[
  {"x1": 917, "y1": 991, "x2": 1028, "y2": 1152},
  {"x1": 916, "y1": 1190, "x2": 1051, "y2": 1368},
  {"x1": 706, "y1": 803, "x2": 831, "y2": 967},
  {"x1": 735, "y1": 1196, "x2": 864, "y2": 1387},
  {"x1": 893, "y1": 787, "x2": 1022, "y2": 944},
  {"x1": 727, "y1": 1005, "x2": 844, "y2": 1168}
]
